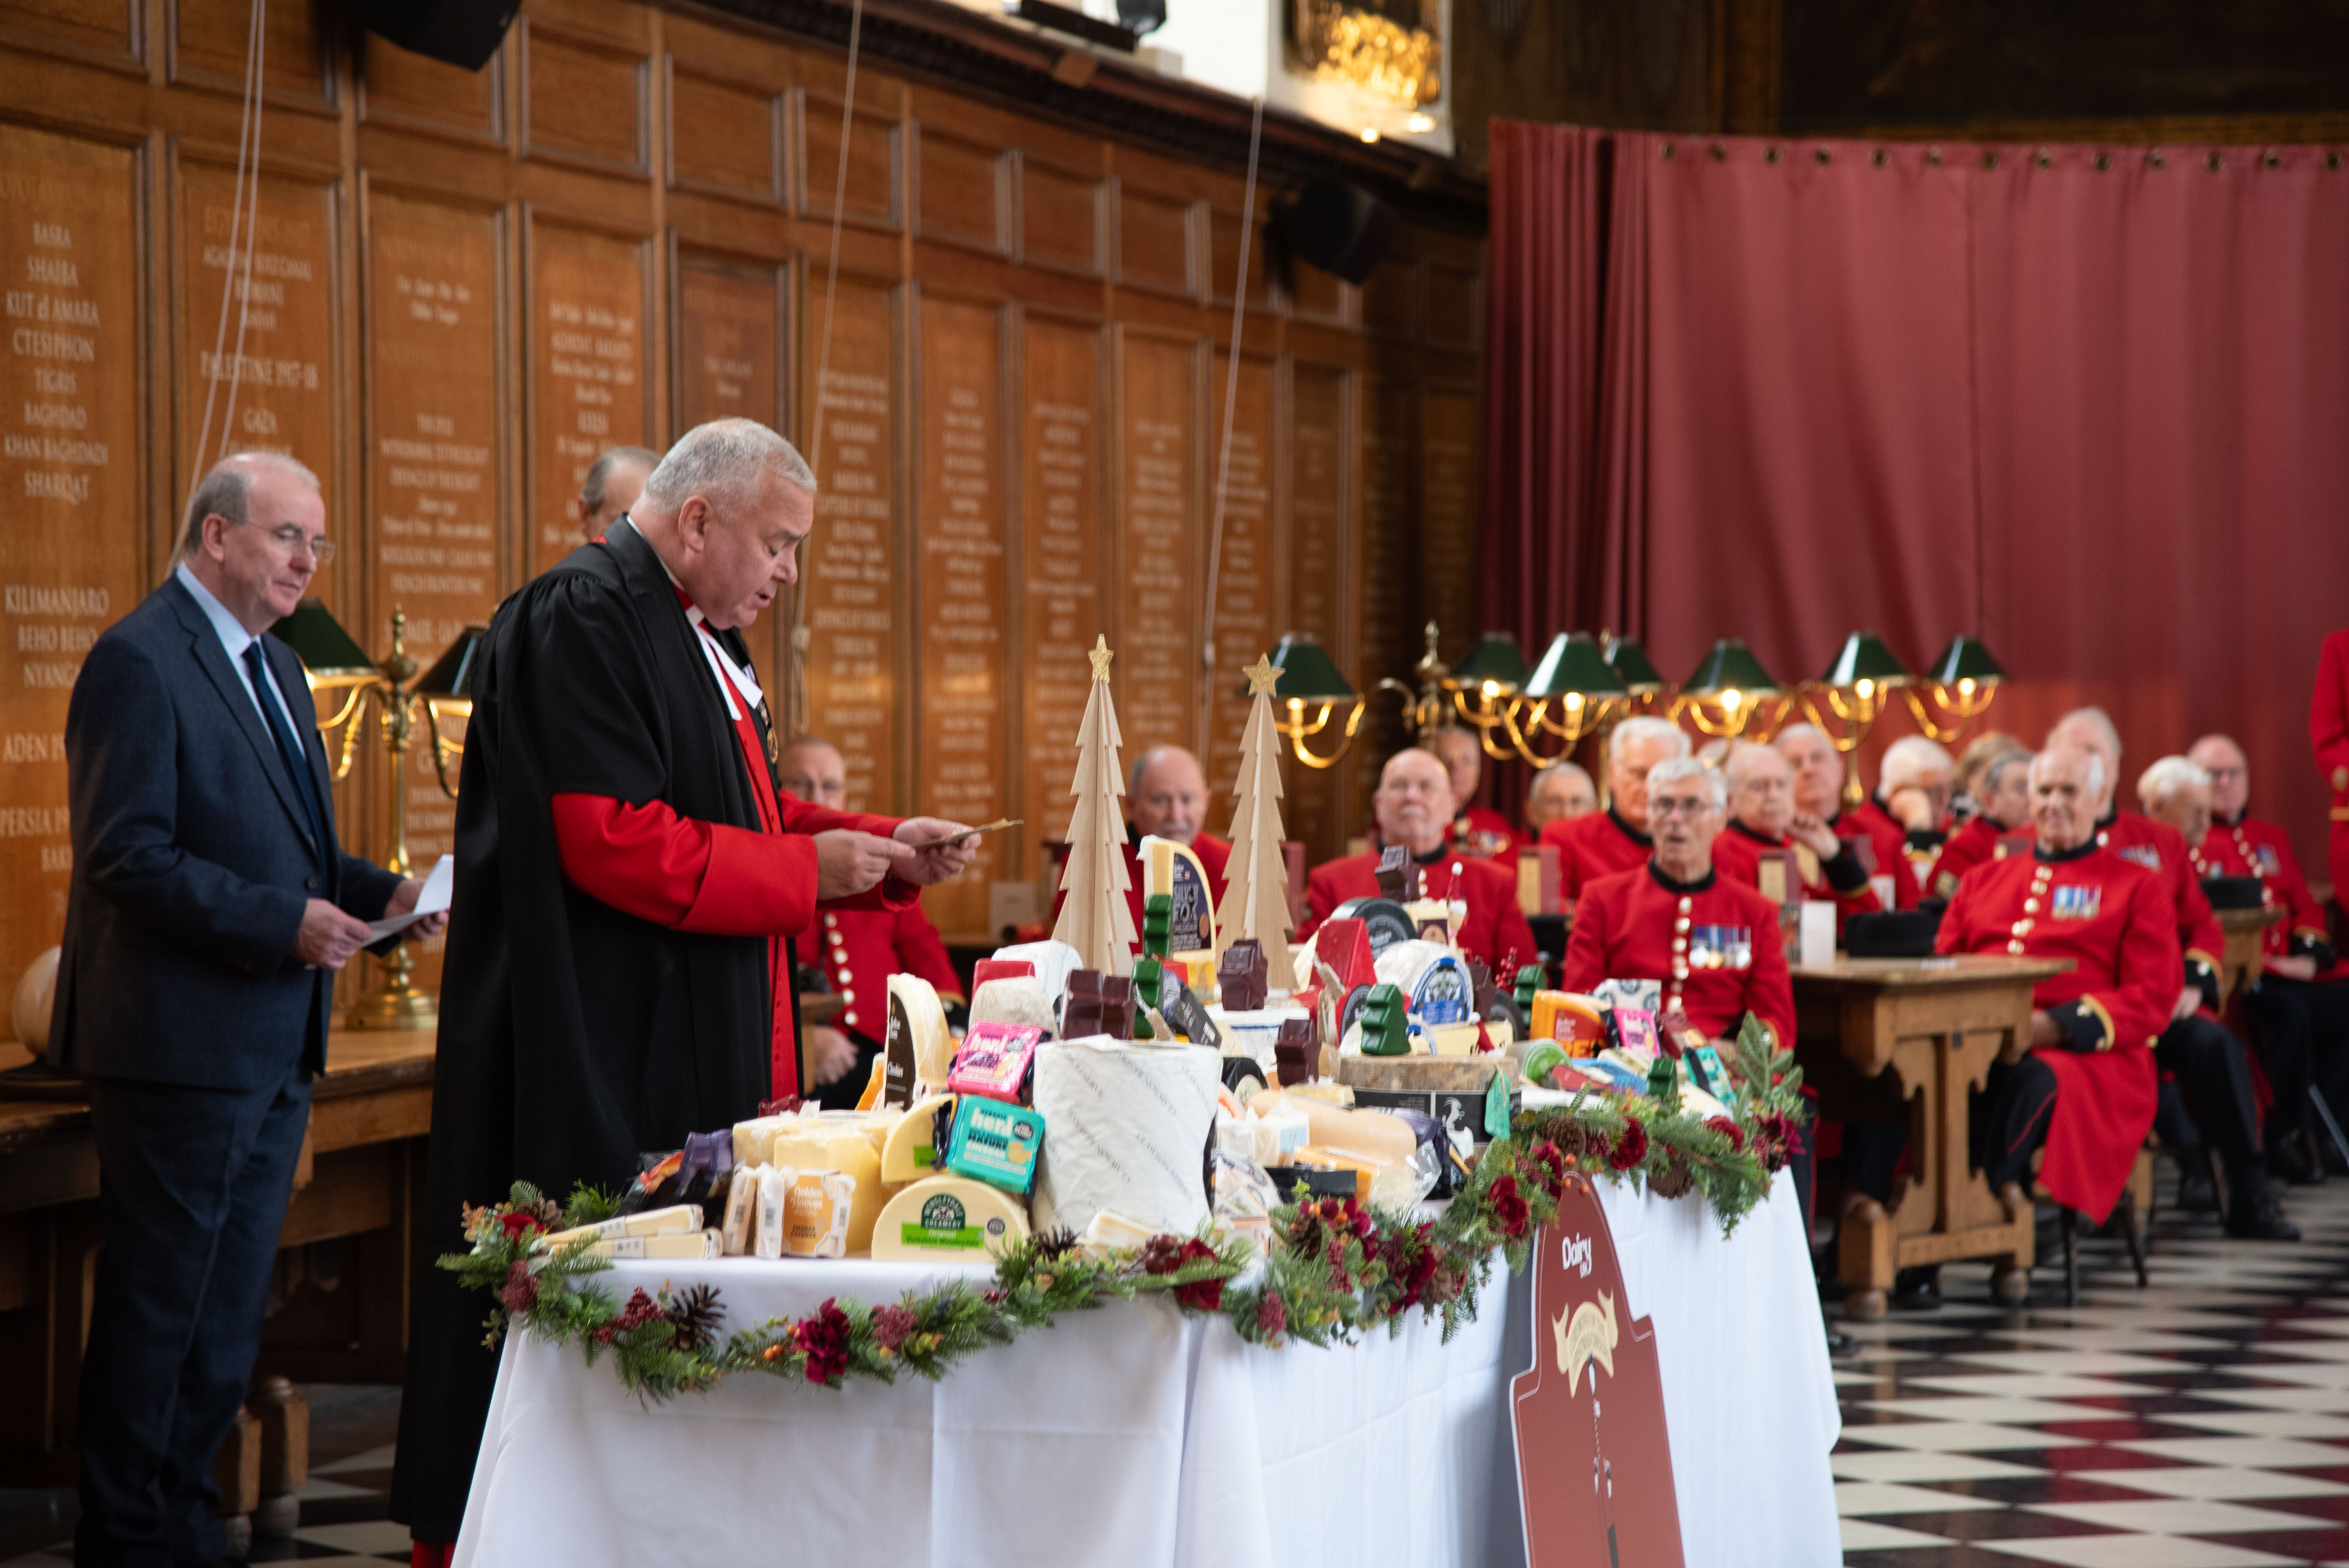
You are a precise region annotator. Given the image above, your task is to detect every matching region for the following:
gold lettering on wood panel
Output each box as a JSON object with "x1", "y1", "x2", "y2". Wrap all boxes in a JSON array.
[
  {"x1": 677, "y1": 259, "x2": 782, "y2": 696},
  {"x1": 800, "y1": 278, "x2": 896, "y2": 814},
  {"x1": 1117, "y1": 334, "x2": 1199, "y2": 762},
  {"x1": 1020, "y1": 318, "x2": 1101, "y2": 891},
  {"x1": 530, "y1": 227, "x2": 644, "y2": 568},
  {"x1": 0, "y1": 126, "x2": 139, "y2": 997},
  {"x1": 914, "y1": 296, "x2": 1003, "y2": 938},
  {"x1": 1419, "y1": 387, "x2": 1479, "y2": 652},
  {"x1": 1287, "y1": 363, "x2": 1346, "y2": 859},
  {"x1": 367, "y1": 195, "x2": 501, "y2": 880},
  {"x1": 1203, "y1": 352, "x2": 1275, "y2": 815}
]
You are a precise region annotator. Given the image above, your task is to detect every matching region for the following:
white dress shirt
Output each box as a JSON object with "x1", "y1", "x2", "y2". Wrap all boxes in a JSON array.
[{"x1": 174, "y1": 562, "x2": 310, "y2": 743}]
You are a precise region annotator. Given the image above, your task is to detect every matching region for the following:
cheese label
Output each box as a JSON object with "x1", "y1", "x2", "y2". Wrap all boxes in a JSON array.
[
  {"x1": 1141, "y1": 835, "x2": 1216, "y2": 955},
  {"x1": 884, "y1": 991, "x2": 918, "y2": 1109},
  {"x1": 944, "y1": 1095, "x2": 1045, "y2": 1195},
  {"x1": 947, "y1": 1022, "x2": 1042, "y2": 1105},
  {"x1": 784, "y1": 1171, "x2": 855, "y2": 1258},
  {"x1": 901, "y1": 1190, "x2": 1003, "y2": 1249}
]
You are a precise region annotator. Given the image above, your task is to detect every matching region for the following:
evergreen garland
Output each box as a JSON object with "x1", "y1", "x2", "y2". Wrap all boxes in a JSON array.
[{"x1": 444, "y1": 1015, "x2": 1806, "y2": 1402}]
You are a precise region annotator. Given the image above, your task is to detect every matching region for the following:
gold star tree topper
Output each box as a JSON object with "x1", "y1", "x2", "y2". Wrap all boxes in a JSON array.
[
  {"x1": 1088, "y1": 634, "x2": 1115, "y2": 682},
  {"x1": 1243, "y1": 653, "x2": 1281, "y2": 698}
]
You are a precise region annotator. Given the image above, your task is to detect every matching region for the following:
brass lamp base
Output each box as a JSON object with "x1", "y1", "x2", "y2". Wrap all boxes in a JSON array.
[{"x1": 345, "y1": 943, "x2": 438, "y2": 1031}]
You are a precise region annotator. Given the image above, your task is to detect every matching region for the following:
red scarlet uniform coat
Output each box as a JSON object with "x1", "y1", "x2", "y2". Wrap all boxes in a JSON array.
[
  {"x1": 812, "y1": 900, "x2": 966, "y2": 1041},
  {"x1": 2099, "y1": 809, "x2": 2223, "y2": 1008},
  {"x1": 2197, "y1": 815, "x2": 2342, "y2": 978},
  {"x1": 1449, "y1": 804, "x2": 1523, "y2": 860},
  {"x1": 1931, "y1": 815, "x2": 2020, "y2": 901},
  {"x1": 1300, "y1": 850, "x2": 1539, "y2": 973},
  {"x1": 1712, "y1": 818, "x2": 1882, "y2": 932},
  {"x1": 1560, "y1": 863, "x2": 1795, "y2": 1050},
  {"x1": 1537, "y1": 807, "x2": 1652, "y2": 905},
  {"x1": 1834, "y1": 801, "x2": 1919, "y2": 910},
  {"x1": 1937, "y1": 845, "x2": 2177, "y2": 1217},
  {"x1": 2316, "y1": 628, "x2": 2349, "y2": 900}
]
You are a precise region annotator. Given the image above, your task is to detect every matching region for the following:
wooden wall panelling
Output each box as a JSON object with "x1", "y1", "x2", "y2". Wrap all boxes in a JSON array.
[
  {"x1": 1017, "y1": 312, "x2": 1104, "y2": 893},
  {"x1": 664, "y1": 52, "x2": 785, "y2": 207},
  {"x1": 911, "y1": 291, "x2": 1006, "y2": 940},
  {"x1": 1201, "y1": 350, "x2": 1278, "y2": 818},
  {"x1": 1283, "y1": 359, "x2": 1351, "y2": 861},
  {"x1": 1111, "y1": 326, "x2": 1203, "y2": 765},
  {"x1": 1417, "y1": 381, "x2": 1481, "y2": 658},
  {"x1": 519, "y1": 14, "x2": 651, "y2": 176},
  {"x1": 357, "y1": 31, "x2": 506, "y2": 147},
  {"x1": 0, "y1": 0, "x2": 142, "y2": 73},
  {"x1": 1284, "y1": 254, "x2": 1353, "y2": 328},
  {"x1": 361, "y1": 188, "x2": 505, "y2": 910},
  {"x1": 168, "y1": 0, "x2": 334, "y2": 109},
  {"x1": 1017, "y1": 144, "x2": 1106, "y2": 279},
  {"x1": 672, "y1": 245, "x2": 787, "y2": 695},
  {"x1": 1355, "y1": 372, "x2": 1418, "y2": 791},
  {"x1": 796, "y1": 270, "x2": 902, "y2": 815},
  {"x1": 523, "y1": 216, "x2": 649, "y2": 573},
  {"x1": 796, "y1": 64, "x2": 903, "y2": 233},
  {"x1": 910, "y1": 120, "x2": 1009, "y2": 259},
  {"x1": 0, "y1": 123, "x2": 145, "y2": 996}
]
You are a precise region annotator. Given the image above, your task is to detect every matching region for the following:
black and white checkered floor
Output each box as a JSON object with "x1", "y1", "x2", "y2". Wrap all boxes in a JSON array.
[{"x1": 1835, "y1": 1175, "x2": 2349, "y2": 1567}]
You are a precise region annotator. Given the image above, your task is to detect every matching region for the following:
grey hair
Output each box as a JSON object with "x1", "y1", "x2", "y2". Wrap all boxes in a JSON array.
[
  {"x1": 2030, "y1": 746, "x2": 2107, "y2": 799},
  {"x1": 1527, "y1": 758, "x2": 1593, "y2": 802},
  {"x1": 581, "y1": 446, "x2": 660, "y2": 516},
  {"x1": 177, "y1": 451, "x2": 321, "y2": 560},
  {"x1": 1646, "y1": 755, "x2": 1725, "y2": 809},
  {"x1": 1724, "y1": 739, "x2": 1787, "y2": 788},
  {"x1": 640, "y1": 419, "x2": 816, "y2": 518},
  {"x1": 1610, "y1": 715, "x2": 1691, "y2": 764},
  {"x1": 1774, "y1": 721, "x2": 1827, "y2": 754},
  {"x1": 1881, "y1": 734, "x2": 1954, "y2": 791},
  {"x1": 2050, "y1": 706, "x2": 2123, "y2": 764},
  {"x1": 2137, "y1": 755, "x2": 2210, "y2": 808},
  {"x1": 1128, "y1": 745, "x2": 1199, "y2": 799},
  {"x1": 1980, "y1": 750, "x2": 2032, "y2": 796}
]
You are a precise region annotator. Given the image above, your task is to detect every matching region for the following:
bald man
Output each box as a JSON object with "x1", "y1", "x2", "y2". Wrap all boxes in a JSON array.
[
  {"x1": 571, "y1": 445, "x2": 658, "y2": 545},
  {"x1": 1301, "y1": 748, "x2": 1538, "y2": 971},
  {"x1": 1047, "y1": 745, "x2": 1230, "y2": 952},
  {"x1": 1711, "y1": 741, "x2": 1881, "y2": 931},
  {"x1": 1778, "y1": 723, "x2": 1916, "y2": 910},
  {"x1": 778, "y1": 737, "x2": 967, "y2": 1106},
  {"x1": 1427, "y1": 725, "x2": 1521, "y2": 859},
  {"x1": 1524, "y1": 760, "x2": 1597, "y2": 837}
]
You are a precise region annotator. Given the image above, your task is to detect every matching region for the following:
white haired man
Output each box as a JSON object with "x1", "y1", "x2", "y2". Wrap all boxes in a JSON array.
[
  {"x1": 1538, "y1": 715, "x2": 1691, "y2": 904},
  {"x1": 1524, "y1": 760, "x2": 1598, "y2": 836},
  {"x1": 1711, "y1": 741, "x2": 1881, "y2": 931},
  {"x1": 1854, "y1": 734, "x2": 1954, "y2": 900},
  {"x1": 1932, "y1": 745, "x2": 2033, "y2": 899},
  {"x1": 1777, "y1": 723, "x2": 1917, "y2": 909},
  {"x1": 393, "y1": 419, "x2": 983, "y2": 1551}
]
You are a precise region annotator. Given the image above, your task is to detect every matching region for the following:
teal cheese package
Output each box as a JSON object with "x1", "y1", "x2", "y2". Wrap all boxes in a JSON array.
[{"x1": 943, "y1": 1095, "x2": 1046, "y2": 1195}]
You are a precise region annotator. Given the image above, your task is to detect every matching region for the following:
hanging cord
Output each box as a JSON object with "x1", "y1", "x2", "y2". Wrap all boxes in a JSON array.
[
  {"x1": 1198, "y1": 94, "x2": 1266, "y2": 731},
  {"x1": 188, "y1": 0, "x2": 268, "y2": 516},
  {"x1": 789, "y1": 0, "x2": 866, "y2": 736}
]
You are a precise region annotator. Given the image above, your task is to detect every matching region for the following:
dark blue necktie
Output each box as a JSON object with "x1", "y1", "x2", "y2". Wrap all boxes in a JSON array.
[{"x1": 243, "y1": 642, "x2": 326, "y2": 862}]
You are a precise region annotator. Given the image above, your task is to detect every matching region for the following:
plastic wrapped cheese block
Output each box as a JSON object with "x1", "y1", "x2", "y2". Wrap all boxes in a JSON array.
[
  {"x1": 720, "y1": 1165, "x2": 763, "y2": 1255},
  {"x1": 870, "y1": 1174, "x2": 1030, "y2": 1261},
  {"x1": 987, "y1": 939, "x2": 1084, "y2": 1006},
  {"x1": 754, "y1": 1167, "x2": 793, "y2": 1259},
  {"x1": 585, "y1": 1229, "x2": 724, "y2": 1260},
  {"x1": 766, "y1": 1126, "x2": 884, "y2": 1253},
  {"x1": 731, "y1": 1115, "x2": 794, "y2": 1169},
  {"x1": 969, "y1": 976, "x2": 1055, "y2": 1035},
  {"x1": 1029, "y1": 1038, "x2": 1220, "y2": 1239},
  {"x1": 884, "y1": 973, "x2": 952, "y2": 1106},
  {"x1": 784, "y1": 1171, "x2": 857, "y2": 1257},
  {"x1": 538, "y1": 1204, "x2": 703, "y2": 1250}
]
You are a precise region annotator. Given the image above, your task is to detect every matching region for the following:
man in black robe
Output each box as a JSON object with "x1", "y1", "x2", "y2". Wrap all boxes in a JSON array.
[{"x1": 391, "y1": 420, "x2": 976, "y2": 1551}]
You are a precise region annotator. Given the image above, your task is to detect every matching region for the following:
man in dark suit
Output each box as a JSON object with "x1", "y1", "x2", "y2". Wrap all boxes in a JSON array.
[{"x1": 52, "y1": 451, "x2": 443, "y2": 1565}]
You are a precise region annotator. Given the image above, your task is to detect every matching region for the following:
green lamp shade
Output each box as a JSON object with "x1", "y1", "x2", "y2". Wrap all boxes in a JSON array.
[
  {"x1": 1446, "y1": 631, "x2": 1530, "y2": 693},
  {"x1": 270, "y1": 597, "x2": 376, "y2": 680},
  {"x1": 1683, "y1": 638, "x2": 1780, "y2": 698},
  {"x1": 1266, "y1": 633, "x2": 1356, "y2": 701},
  {"x1": 1926, "y1": 634, "x2": 2006, "y2": 687},
  {"x1": 1818, "y1": 630, "x2": 1911, "y2": 689},
  {"x1": 415, "y1": 625, "x2": 489, "y2": 699},
  {"x1": 1524, "y1": 632, "x2": 1628, "y2": 700},
  {"x1": 1601, "y1": 634, "x2": 1664, "y2": 693}
]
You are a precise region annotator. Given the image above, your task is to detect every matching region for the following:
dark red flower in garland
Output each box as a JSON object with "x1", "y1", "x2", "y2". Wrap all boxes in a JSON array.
[
  {"x1": 499, "y1": 1210, "x2": 543, "y2": 1242},
  {"x1": 593, "y1": 1285, "x2": 666, "y2": 1345},
  {"x1": 869, "y1": 1303, "x2": 918, "y2": 1353},
  {"x1": 1705, "y1": 1115, "x2": 1745, "y2": 1152},
  {"x1": 1752, "y1": 1111, "x2": 1804, "y2": 1172},
  {"x1": 1525, "y1": 1140, "x2": 1569, "y2": 1201},
  {"x1": 1383, "y1": 1224, "x2": 1441, "y2": 1307},
  {"x1": 1142, "y1": 1235, "x2": 1224, "y2": 1310},
  {"x1": 791, "y1": 1297, "x2": 852, "y2": 1385},
  {"x1": 1487, "y1": 1174, "x2": 1531, "y2": 1239},
  {"x1": 1255, "y1": 1292, "x2": 1288, "y2": 1340},
  {"x1": 498, "y1": 1259, "x2": 538, "y2": 1316},
  {"x1": 1608, "y1": 1116, "x2": 1649, "y2": 1170}
]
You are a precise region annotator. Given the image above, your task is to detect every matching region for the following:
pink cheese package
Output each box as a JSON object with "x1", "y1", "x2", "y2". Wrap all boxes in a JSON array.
[{"x1": 947, "y1": 1021, "x2": 1044, "y2": 1106}]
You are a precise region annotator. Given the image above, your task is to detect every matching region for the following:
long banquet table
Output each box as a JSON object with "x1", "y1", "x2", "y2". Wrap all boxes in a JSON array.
[{"x1": 453, "y1": 1170, "x2": 1839, "y2": 1568}]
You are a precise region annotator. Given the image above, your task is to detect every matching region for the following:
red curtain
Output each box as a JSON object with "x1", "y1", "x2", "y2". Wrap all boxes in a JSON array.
[{"x1": 1484, "y1": 121, "x2": 2349, "y2": 878}]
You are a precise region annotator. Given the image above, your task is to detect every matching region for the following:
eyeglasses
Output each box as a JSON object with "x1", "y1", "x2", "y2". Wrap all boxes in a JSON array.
[
  {"x1": 235, "y1": 520, "x2": 336, "y2": 565},
  {"x1": 1648, "y1": 796, "x2": 1718, "y2": 819}
]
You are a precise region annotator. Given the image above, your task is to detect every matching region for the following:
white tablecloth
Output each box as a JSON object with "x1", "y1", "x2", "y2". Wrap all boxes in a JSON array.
[{"x1": 453, "y1": 1171, "x2": 1839, "y2": 1568}]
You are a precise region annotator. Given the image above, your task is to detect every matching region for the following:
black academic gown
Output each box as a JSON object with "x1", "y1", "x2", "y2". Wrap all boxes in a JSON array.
[{"x1": 389, "y1": 521, "x2": 814, "y2": 1541}]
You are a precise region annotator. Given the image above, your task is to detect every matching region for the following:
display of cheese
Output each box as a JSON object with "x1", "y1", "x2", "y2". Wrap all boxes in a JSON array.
[
  {"x1": 766, "y1": 1125, "x2": 885, "y2": 1253},
  {"x1": 1528, "y1": 991, "x2": 1607, "y2": 1051},
  {"x1": 783, "y1": 1170, "x2": 857, "y2": 1257},
  {"x1": 985, "y1": 939, "x2": 1084, "y2": 1005},
  {"x1": 755, "y1": 1166, "x2": 792, "y2": 1259},
  {"x1": 731, "y1": 1115, "x2": 794, "y2": 1168},
  {"x1": 943, "y1": 1095, "x2": 1045, "y2": 1195},
  {"x1": 720, "y1": 1166, "x2": 762, "y2": 1255},
  {"x1": 969, "y1": 976, "x2": 1055, "y2": 1035},
  {"x1": 870, "y1": 1174, "x2": 1030, "y2": 1261},
  {"x1": 883, "y1": 973, "x2": 953, "y2": 1106},
  {"x1": 1137, "y1": 834, "x2": 1217, "y2": 958},
  {"x1": 880, "y1": 1094, "x2": 955, "y2": 1183},
  {"x1": 1210, "y1": 1004, "x2": 1310, "y2": 1074},
  {"x1": 538, "y1": 1204, "x2": 703, "y2": 1250},
  {"x1": 1029, "y1": 1038, "x2": 1219, "y2": 1239},
  {"x1": 1371, "y1": 939, "x2": 1473, "y2": 1024},
  {"x1": 1248, "y1": 1089, "x2": 1420, "y2": 1169},
  {"x1": 584, "y1": 1228, "x2": 724, "y2": 1261}
]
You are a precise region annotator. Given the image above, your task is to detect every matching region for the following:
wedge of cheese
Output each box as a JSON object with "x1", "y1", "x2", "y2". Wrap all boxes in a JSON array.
[
  {"x1": 585, "y1": 1229, "x2": 723, "y2": 1260},
  {"x1": 870, "y1": 1174, "x2": 1029, "y2": 1262},
  {"x1": 1248, "y1": 1089, "x2": 1419, "y2": 1167},
  {"x1": 767, "y1": 1125, "x2": 885, "y2": 1253},
  {"x1": 538, "y1": 1204, "x2": 703, "y2": 1250},
  {"x1": 880, "y1": 1094, "x2": 955, "y2": 1184},
  {"x1": 885, "y1": 974, "x2": 953, "y2": 1104}
]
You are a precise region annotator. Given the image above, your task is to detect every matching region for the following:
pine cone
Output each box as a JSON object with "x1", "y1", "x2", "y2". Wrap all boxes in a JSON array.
[
  {"x1": 666, "y1": 1282, "x2": 724, "y2": 1352},
  {"x1": 1035, "y1": 1225, "x2": 1080, "y2": 1262},
  {"x1": 1649, "y1": 1157, "x2": 1695, "y2": 1200}
]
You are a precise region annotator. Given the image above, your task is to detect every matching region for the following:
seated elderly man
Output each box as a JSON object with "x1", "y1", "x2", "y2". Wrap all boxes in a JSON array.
[
  {"x1": 1950, "y1": 730, "x2": 2028, "y2": 823},
  {"x1": 1858, "y1": 735, "x2": 1955, "y2": 901},
  {"x1": 1711, "y1": 742, "x2": 1881, "y2": 929},
  {"x1": 1777, "y1": 723, "x2": 1915, "y2": 909},
  {"x1": 1524, "y1": 760, "x2": 1597, "y2": 838},
  {"x1": 1427, "y1": 724, "x2": 1520, "y2": 859},
  {"x1": 1932, "y1": 745, "x2": 2033, "y2": 899},
  {"x1": 2156, "y1": 746, "x2": 2349, "y2": 1185},
  {"x1": 1302, "y1": 747, "x2": 1538, "y2": 971},
  {"x1": 1049, "y1": 745, "x2": 1229, "y2": 946},
  {"x1": 1561, "y1": 757, "x2": 1794, "y2": 1053},
  {"x1": 1540, "y1": 716, "x2": 1691, "y2": 903}
]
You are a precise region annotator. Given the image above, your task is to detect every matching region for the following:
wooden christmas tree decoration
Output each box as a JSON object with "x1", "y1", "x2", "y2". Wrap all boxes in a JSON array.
[
  {"x1": 1213, "y1": 653, "x2": 1295, "y2": 981},
  {"x1": 1050, "y1": 636, "x2": 1137, "y2": 975}
]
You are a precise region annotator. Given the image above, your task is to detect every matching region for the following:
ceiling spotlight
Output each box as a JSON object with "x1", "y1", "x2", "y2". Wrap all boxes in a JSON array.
[{"x1": 1359, "y1": 126, "x2": 1381, "y2": 143}]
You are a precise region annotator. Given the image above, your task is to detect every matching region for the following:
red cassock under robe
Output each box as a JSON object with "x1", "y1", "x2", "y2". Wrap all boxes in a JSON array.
[
  {"x1": 1300, "y1": 850, "x2": 1539, "y2": 974},
  {"x1": 1937, "y1": 844, "x2": 2178, "y2": 1217},
  {"x1": 1560, "y1": 863, "x2": 1795, "y2": 1051}
]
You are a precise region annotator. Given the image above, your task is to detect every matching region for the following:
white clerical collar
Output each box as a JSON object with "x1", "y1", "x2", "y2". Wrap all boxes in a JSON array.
[{"x1": 637, "y1": 522, "x2": 766, "y2": 719}]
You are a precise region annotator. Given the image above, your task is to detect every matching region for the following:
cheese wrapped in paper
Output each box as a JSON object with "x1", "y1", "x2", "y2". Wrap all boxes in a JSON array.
[
  {"x1": 1029, "y1": 1038, "x2": 1219, "y2": 1239},
  {"x1": 767, "y1": 1125, "x2": 884, "y2": 1253},
  {"x1": 783, "y1": 1171, "x2": 856, "y2": 1258}
]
